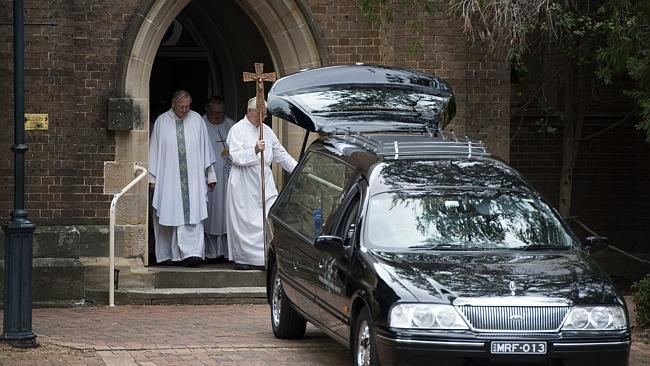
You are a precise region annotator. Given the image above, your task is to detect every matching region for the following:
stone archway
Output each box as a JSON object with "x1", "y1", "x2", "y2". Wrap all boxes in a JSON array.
[{"x1": 104, "y1": 0, "x2": 326, "y2": 266}]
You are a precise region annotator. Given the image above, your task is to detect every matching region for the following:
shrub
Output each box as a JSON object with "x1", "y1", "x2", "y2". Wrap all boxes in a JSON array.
[{"x1": 632, "y1": 274, "x2": 650, "y2": 328}]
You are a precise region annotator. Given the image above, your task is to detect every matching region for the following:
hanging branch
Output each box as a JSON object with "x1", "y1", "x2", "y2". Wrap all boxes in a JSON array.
[{"x1": 580, "y1": 109, "x2": 637, "y2": 141}]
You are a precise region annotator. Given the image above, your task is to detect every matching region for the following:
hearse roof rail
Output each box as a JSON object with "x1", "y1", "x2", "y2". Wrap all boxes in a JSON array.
[{"x1": 328, "y1": 130, "x2": 490, "y2": 159}]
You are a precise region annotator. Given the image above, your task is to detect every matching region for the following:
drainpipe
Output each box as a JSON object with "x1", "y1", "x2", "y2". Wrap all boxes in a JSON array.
[{"x1": 1, "y1": 0, "x2": 38, "y2": 349}]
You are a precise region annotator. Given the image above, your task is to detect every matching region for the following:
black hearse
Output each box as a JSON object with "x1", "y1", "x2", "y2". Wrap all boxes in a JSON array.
[{"x1": 264, "y1": 65, "x2": 630, "y2": 366}]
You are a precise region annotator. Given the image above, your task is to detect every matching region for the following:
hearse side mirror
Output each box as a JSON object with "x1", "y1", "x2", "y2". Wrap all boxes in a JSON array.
[
  {"x1": 314, "y1": 235, "x2": 347, "y2": 256},
  {"x1": 585, "y1": 236, "x2": 608, "y2": 255}
]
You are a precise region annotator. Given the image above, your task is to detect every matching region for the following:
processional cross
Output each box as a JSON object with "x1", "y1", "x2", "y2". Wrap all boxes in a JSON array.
[
  {"x1": 244, "y1": 63, "x2": 277, "y2": 114},
  {"x1": 243, "y1": 63, "x2": 277, "y2": 257}
]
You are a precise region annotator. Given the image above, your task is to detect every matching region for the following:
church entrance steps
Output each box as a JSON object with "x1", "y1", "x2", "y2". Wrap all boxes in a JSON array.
[
  {"x1": 83, "y1": 263, "x2": 268, "y2": 305},
  {"x1": 150, "y1": 266, "x2": 265, "y2": 288},
  {"x1": 84, "y1": 286, "x2": 267, "y2": 305},
  {"x1": 82, "y1": 257, "x2": 154, "y2": 290}
]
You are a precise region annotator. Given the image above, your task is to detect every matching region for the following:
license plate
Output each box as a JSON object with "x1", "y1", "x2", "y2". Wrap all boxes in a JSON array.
[{"x1": 491, "y1": 341, "x2": 547, "y2": 355}]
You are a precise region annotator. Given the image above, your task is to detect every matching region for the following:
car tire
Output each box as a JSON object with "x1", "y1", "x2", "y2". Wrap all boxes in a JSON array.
[
  {"x1": 270, "y1": 262, "x2": 307, "y2": 339},
  {"x1": 353, "y1": 307, "x2": 379, "y2": 366}
]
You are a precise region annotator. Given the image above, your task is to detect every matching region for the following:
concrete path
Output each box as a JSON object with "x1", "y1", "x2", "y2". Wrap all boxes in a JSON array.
[{"x1": 0, "y1": 304, "x2": 648, "y2": 365}]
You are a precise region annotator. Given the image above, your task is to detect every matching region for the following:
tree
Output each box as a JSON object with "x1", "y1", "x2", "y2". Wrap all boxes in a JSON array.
[
  {"x1": 360, "y1": 0, "x2": 650, "y2": 217},
  {"x1": 596, "y1": 0, "x2": 650, "y2": 135}
]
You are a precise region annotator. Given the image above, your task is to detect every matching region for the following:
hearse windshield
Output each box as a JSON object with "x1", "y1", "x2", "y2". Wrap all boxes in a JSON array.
[{"x1": 364, "y1": 190, "x2": 574, "y2": 251}]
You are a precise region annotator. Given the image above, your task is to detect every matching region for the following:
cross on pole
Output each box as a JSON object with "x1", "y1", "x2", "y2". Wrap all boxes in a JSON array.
[
  {"x1": 243, "y1": 63, "x2": 276, "y2": 264},
  {"x1": 243, "y1": 63, "x2": 277, "y2": 113}
]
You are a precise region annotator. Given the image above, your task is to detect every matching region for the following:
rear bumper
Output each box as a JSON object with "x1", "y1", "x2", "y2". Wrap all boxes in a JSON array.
[{"x1": 375, "y1": 334, "x2": 630, "y2": 366}]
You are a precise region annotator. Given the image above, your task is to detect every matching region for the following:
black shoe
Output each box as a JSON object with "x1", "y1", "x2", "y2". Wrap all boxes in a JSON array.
[
  {"x1": 183, "y1": 256, "x2": 203, "y2": 267},
  {"x1": 157, "y1": 260, "x2": 172, "y2": 266},
  {"x1": 205, "y1": 256, "x2": 229, "y2": 264},
  {"x1": 234, "y1": 263, "x2": 265, "y2": 271}
]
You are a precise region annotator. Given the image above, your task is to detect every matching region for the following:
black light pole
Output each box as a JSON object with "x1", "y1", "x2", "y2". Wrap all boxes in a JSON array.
[{"x1": 1, "y1": 0, "x2": 38, "y2": 349}]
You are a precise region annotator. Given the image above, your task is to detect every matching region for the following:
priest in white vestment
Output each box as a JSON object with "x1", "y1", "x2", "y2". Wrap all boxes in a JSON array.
[
  {"x1": 149, "y1": 90, "x2": 217, "y2": 266},
  {"x1": 226, "y1": 97, "x2": 297, "y2": 270},
  {"x1": 202, "y1": 96, "x2": 236, "y2": 261}
]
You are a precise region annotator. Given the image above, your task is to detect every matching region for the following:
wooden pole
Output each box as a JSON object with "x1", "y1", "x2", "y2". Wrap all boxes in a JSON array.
[{"x1": 243, "y1": 63, "x2": 276, "y2": 265}]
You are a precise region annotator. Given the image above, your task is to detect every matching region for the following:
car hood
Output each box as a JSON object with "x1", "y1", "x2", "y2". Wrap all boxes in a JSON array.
[
  {"x1": 372, "y1": 250, "x2": 622, "y2": 306},
  {"x1": 267, "y1": 65, "x2": 455, "y2": 134}
]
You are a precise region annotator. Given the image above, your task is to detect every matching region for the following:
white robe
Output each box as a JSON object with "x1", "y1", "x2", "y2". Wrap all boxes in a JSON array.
[
  {"x1": 202, "y1": 114, "x2": 236, "y2": 258},
  {"x1": 149, "y1": 109, "x2": 216, "y2": 262},
  {"x1": 226, "y1": 116, "x2": 297, "y2": 266}
]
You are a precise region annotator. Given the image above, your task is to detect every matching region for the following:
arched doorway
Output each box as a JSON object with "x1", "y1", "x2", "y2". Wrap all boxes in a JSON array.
[
  {"x1": 149, "y1": 1, "x2": 276, "y2": 122},
  {"x1": 111, "y1": 0, "x2": 326, "y2": 266}
]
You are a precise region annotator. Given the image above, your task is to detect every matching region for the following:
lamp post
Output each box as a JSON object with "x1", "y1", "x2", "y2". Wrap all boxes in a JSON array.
[{"x1": 1, "y1": 0, "x2": 38, "y2": 349}]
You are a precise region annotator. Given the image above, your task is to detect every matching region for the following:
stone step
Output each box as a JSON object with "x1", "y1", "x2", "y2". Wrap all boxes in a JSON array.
[
  {"x1": 82, "y1": 262, "x2": 268, "y2": 306},
  {"x1": 0, "y1": 258, "x2": 85, "y2": 305},
  {"x1": 85, "y1": 287, "x2": 268, "y2": 306},
  {"x1": 148, "y1": 265, "x2": 266, "y2": 288}
]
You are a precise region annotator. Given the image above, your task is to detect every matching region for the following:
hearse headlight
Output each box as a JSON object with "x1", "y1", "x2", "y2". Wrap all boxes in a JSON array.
[
  {"x1": 562, "y1": 306, "x2": 627, "y2": 331},
  {"x1": 390, "y1": 304, "x2": 469, "y2": 330}
]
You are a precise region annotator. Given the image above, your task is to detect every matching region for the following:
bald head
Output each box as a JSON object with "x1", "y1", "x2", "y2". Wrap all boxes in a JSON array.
[
  {"x1": 247, "y1": 97, "x2": 267, "y2": 111},
  {"x1": 246, "y1": 96, "x2": 267, "y2": 127}
]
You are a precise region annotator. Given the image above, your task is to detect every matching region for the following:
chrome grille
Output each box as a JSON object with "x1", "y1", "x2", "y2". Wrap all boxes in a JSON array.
[{"x1": 457, "y1": 306, "x2": 569, "y2": 332}]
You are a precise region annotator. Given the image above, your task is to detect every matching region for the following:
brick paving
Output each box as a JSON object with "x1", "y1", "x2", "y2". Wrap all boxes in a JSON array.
[
  {"x1": 0, "y1": 305, "x2": 349, "y2": 365},
  {"x1": 0, "y1": 304, "x2": 647, "y2": 365}
]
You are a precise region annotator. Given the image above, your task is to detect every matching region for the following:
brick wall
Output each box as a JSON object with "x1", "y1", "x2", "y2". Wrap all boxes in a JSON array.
[
  {"x1": 0, "y1": 0, "x2": 141, "y2": 225},
  {"x1": 510, "y1": 112, "x2": 650, "y2": 253},
  {"x1": 308, "y1": 1, "x2": 510, "y2": 159},
  {"x1": 508, "y1": 45, "x2": 650, "y2": 256},
  {"x1": 0, "y1": 0, "x2": 510, "y2": 226},
  {"x1": 308, "y1": 0, "x2": 382, "y2": 65},
  {"x1": 2, "y1": 0, "x2": 643, "y2": 255}
]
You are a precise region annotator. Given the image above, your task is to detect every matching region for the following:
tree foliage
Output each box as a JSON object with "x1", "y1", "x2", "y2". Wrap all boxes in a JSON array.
[
  {"x1": 359, "y1": 0, "x2": 649, "y2": 217},
  {"x1": 359, "y1": 0, "x2": 436, "y2": 25},
  {"x1": 358, "y1": 0, "x2": 650, "y2": 138},
  {"x1": 446, "y1": 0, "x2": 650, "y2": 138},
  {"x1": 596, "y1": 0, "x2": 650, "y2": 136},
  {"x1": 632, "y1": 274, "x2": 650, "y2": 328},
  {"x1": 441, "y1": 0, "x2": 650, "y2": 217}
]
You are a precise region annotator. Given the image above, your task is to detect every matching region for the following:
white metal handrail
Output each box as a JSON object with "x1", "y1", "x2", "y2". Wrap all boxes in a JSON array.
[{"x1": 109, "y1": 164, "x2": 147, "y2": 307}]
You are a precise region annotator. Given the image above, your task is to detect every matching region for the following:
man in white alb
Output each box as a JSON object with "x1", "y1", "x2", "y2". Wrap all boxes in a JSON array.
[
  {"x1": 202, "y1": 95, "x2": 236, "y2": 263},
  {"x1": 226, "y1": 97, "x2": 297, "y2": 270},
  {"x1": 149, "y1": 90, "x2": 217, "y2": 266}
]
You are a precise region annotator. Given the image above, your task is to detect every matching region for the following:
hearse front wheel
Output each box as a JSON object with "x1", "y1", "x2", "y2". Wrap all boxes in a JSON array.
[
  {"x1": 354, "y1": 307, "x2": 379, "y2": 366},
  {"x1": 270, "y1": 262, "x2": 306, "y2": 339}
]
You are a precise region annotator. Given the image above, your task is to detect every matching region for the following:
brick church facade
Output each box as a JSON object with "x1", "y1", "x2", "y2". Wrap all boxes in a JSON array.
[{"x1": 0, "y1": 0, "x2": 646, "y2": 304}]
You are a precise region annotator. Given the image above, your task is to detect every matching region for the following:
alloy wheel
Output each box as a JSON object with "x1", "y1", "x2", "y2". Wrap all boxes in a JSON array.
[
  {"x1": 356, "y1": 319, "x2": 371, "y2": 366},
  {"x1": 272, "y1": 276, "x2": 282, "y2": 328}
]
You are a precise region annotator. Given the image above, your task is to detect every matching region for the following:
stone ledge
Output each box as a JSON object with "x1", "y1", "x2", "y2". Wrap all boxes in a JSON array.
[
  {"x1": 0, "y1": 224, "x2": 150, "y2": 259},
  {"x1": 85, "y1": 287, "x2": 267, "y2": 306},
  {"x1": 0, "y1": 225, "x2": 117, "y2": 259},
  {"x1": 81, "y1": 256, "x2": 151, "y2": 289},
  {"x1": 151, "y1": 266, "x2": 265, "y2": 288}
]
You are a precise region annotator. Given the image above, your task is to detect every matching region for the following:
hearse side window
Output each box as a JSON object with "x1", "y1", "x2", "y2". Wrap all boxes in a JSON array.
[
  {"x1": 337, "y1": 191, "x2": 361, "y2": 247},
  {"x1": 274, "y1": 152, "x2": 355, "y2": 241}
]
